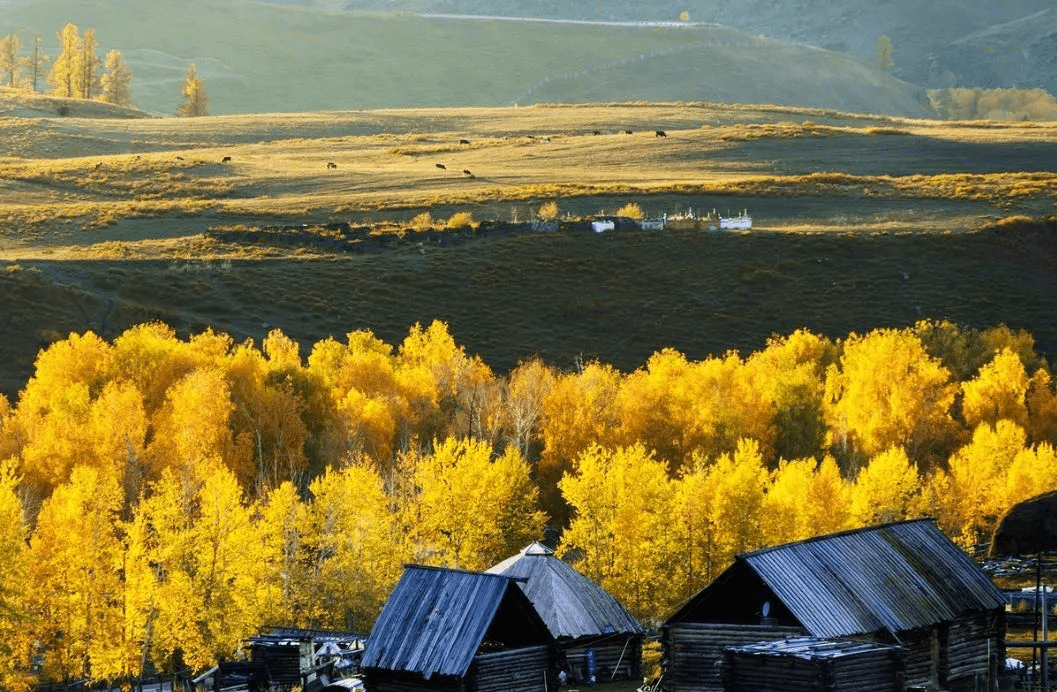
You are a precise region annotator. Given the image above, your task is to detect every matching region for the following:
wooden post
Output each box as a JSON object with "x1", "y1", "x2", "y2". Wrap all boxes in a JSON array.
[
  {"x1": 1035, "y1": 552, "x2": 1042, "y2": 686},
  {"x1": 1044, "y1": 581, "x2": 1050, "y2": 692}
]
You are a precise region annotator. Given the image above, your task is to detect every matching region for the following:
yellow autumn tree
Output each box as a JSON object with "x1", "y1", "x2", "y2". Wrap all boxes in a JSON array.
[
  {"x1": 253, "y1": 482, "x2": 309, "y2": 627},
  {"x1": 961, "y1": 348, "x2": 1029, "y2": 431},
  {"x1": 100, "y1": 49, "x2": 132, "y2": 105},
  {"x1": 501, "y1": 357, "x2": 557, "y2": 462},
  {"x1": 706, "y1": 438, "x2": 770, "y2": 565},
  {"x1": 745, "y1": 330, "x2": 832, "y2": 463},
  {"x1": 1025, "y1": 369, "x2": 1057, "y2": 444},
  {"x1": 131, "y1": 469, "x2": 199, "y2": 674},
  {"x1": 143, "y1": 464, "x2": 262, "y2": 671},
  {"x1": 668, "y1": 442, "x2": 779, "y2": 599},
  {"x1": 0, "y1": 34, "x2": 21, "y2": 88},
  {"x1": 826, "y1": 328, "x2": 958, "y2": 469},
  {"x1": 1002, "y1": 443, "x2": 1057, "y2": 516},
  {"x1": 147, "y1": 367, "x2": 253, "y2": 485},
  {"x1": 672, "y1": 458, "x2": 721, "y2": 600},
  {"x1": 935, "y1": 420, "x2": 1027, "y2": 546},
  {"x1": 405, "y1": 437, "x2": 545, "y2": 571},
  {"x1": 177, "y1": 63, "x2": 208, "y2": 117},
  {"x1": 304, "y1": 462, "x2": 405, "y2": 631},
  {"x1": 308, "y1": 330, "x2": 407, "y2": 467},
  {"x1": 78, "y1": 27, "x2": 101, "y2": 99},
  {"x1": 538, "y1": 361, "x2": 622, "y2": 525},
  {"x1": 0, "y1": 461, "x2": 30, "y2": 692},
  {"x1": 763, "y1": 455, "x2": 851, "y2": 545},
  {"x1": 48, "y1": 23, "x2": 80, "y2": 98},
  {"x1": 849, "y1": 446, "x2": 925, "y2": 527},
  {"x1": 109, "y1": 323, "x2": 199, "y2": 417},
  {"x1": 679, "y1": 354, "x2": 776, "y2": 469},
  {"x1": 21, "y1": 35, "x2": 49, "y2": 93},
  {"x1": 559, "y1": 443, "x2": 679, "y2": 623},
  {"x1": 612, "y1": 348, "x2": 777, "y2": 471},
  {"x1": 24, "y1": 466, "x2": 124, "y2": 684},
  {"x1": 613, "y1": 349, "x2": 694, "y2": 468},
  {"x1": 397, "y1": 321, "x2": 498, "y2": 443},
  {"x1": 225, "y1": 335, "x2": 309, "y2": 494}
]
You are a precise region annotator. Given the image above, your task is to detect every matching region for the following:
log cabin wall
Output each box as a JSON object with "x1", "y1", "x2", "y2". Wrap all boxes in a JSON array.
[
  {"x1": 663, "y1": 623, "x2": 806, "y2": 692},
  {"x1": 945, "y1": 611, "x2": 1005, "y2": 691},
  {"x1": 562, "y1": 636, "x2": 642, "y2": 682},
  {"x1": 471, "y1": 645, "x2": 551, "y2": 692},
  {"x1": 720, "y1": 638, "x2": 903, "y2": 692}
]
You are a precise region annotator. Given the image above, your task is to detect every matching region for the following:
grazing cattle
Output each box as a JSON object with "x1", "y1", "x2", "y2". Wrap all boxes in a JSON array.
[
  {"x1": 592, "y1": 130, "x2": 602, "y2": 135},
  {"x1": 624, "y1": 130, "x2": 634, "y2": 134},
  {"x1": 176, "y1": 156, "x2": 184, "y2": 161},
  {"x1": 436, "y1": 163, "x2": 446, "y2": 170},
  {"x1": 459, "y1": 139, "x2": 470, "y2": 144},
  {"x1": 221, "y1": 156, "x2": 232, "y2": 163},
  {"x1": 463, "y1": 169, "x2": 475, "y2": 178},
  {"x1": 327, "y1": 162, "x2": 337, "y2": 169},
  {"x1": 94, "y1": 162, "x2": 102, "y2": 169},
  {"x1": 655, "y1": 130, "x2": 667, "y2": 137}
]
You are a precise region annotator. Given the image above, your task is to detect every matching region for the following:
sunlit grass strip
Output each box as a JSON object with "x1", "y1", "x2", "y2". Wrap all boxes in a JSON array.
[{"x1": 0, "y1": 199, "x2": 219, "y2": 230}]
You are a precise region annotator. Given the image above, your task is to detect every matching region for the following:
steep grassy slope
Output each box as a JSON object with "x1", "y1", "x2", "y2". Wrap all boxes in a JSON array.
[{"x1": 0, "y1": 0, "x2": 931, "y2": 116}]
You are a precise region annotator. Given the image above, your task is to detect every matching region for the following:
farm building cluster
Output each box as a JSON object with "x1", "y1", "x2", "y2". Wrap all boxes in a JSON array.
[{"x1": 193, "y1": 518, "x2": 1051, "y2": 692}]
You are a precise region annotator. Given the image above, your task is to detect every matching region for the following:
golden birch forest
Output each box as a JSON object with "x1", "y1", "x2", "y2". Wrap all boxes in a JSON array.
[{"x1": 1, "y1": 318, "x2": 1055, "y2": 688}]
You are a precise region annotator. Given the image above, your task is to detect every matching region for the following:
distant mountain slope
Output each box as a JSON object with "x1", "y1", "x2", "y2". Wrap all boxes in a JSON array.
[
  {"x1": 339, "y1": 0, "x2": 1057, "y2": 91},
  {"x1": 1, "y1": 0, "x2": 931, "y2": 116}
]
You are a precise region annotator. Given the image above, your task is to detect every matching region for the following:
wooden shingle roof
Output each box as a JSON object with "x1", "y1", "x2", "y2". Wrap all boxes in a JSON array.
[
  {"x1": 360, "y1": 564, "x2": 552, "y2": 680},
  {"x1": 487, "y1": 542, "x2": 645, "y2": 640},
  {"x1": 667, "y1": 519, "x2": 1005, "y2": 639}
]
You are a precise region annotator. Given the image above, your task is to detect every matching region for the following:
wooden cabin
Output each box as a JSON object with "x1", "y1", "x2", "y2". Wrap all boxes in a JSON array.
[
  {"x1": 721, "y1": 637, "x2": 904, "y2": 692},
  {"x1": 487, "y1": 542, "x2": 646, "y2": 683},
  {"x1": 360, "y1": 565, "x2": 555, "y2": 692},
  {"x1": 663, "y1": 519, "x2": 1006, "y2": 692}
]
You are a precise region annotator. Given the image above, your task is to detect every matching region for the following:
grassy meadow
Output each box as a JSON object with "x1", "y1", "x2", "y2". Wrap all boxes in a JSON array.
[{"x1": 1, "y1": 97, "x2": 1056, "y2": 399}]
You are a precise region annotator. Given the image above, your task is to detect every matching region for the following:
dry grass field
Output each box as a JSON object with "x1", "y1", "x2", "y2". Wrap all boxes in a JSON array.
[{"x1": 1, "y1": 97, "x2": 1056, "y2": 399}]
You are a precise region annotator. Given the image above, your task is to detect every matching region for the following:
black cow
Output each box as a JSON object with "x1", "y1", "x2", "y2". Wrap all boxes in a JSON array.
[
  {"x1": 436, "y1": 163, "x2": 446, "y2": 169},
  {"x1": 655, "y1": 130, "x2": 667, "y2": 137},
  {"x1": 459, "y1": 139, "x2": 470, "y2": 144},
  {"x1": 221, "y1": 155, "x2": 232, "y2": 163},
  {"x1": 327, "y1": 162, "x2": 337, "y2": 169},
  {"x1": 592, "y1": 130, "x2": 602, "y2": 135},
  {"x1": 462, "y1": 169, "x2": 475, "y2": 178},
  {"x1": 624, "y1": 130, "x2": 634, "y2": 135}
]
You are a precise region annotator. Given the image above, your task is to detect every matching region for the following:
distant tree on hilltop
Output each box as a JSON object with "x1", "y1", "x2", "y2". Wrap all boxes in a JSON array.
[
  {"x1": 875, "y1": 35, "x2": 894, "y2": 72},
  {"x1": 177, "y1": 63, "x2": 208, "y2": 117},
  {"x1": 78, "y1": 27, "x2": 102, "y2": 100},
  {"x1": 100, "y1": 49, "x2": 133, "y2": 106},
  {"x1": 48, "y1": 23, "x2": 81, "y2": 98},
  {"x1": 22, "y1": 36, "x2": 50, "y2": 92},
  {"x1": 0, "y1": 34, "x2": 22, "y2": 88}
]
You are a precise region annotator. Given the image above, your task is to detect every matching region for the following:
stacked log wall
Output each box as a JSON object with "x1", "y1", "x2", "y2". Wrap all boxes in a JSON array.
[
  {"x1": 945, "y1": 610, "x2": 1004, "y2": 686},
  {"x1": 899, "y1": 628, "x2": 937, "y2": 689},
  {"x1": 471, "y1": 645, "x2": 551, "y2": 692},
  {"x1": 721, "y1": 642, "x2": 902, "y2": 692},
  {"x1": 663, "y1": 623, "x2": 806, "y2": 692},
  {"x1": 826, "y1": 648, "x2": 903, "y2": 692},
  {"x1": 563, "y1": 637, "x2": 642, "y2": 682},
  {"x1": 721, "y1": 651, "x2": 822, "y2": 692}
]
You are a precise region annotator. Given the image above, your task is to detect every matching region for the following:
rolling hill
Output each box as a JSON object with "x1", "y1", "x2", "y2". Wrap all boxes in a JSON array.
[
  {"x1": 0, "y1": 0, "x2": 933, "y2": 116},
  {"x1": 1, "y1": 98, "x2": 1056, "y2": 400}
]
